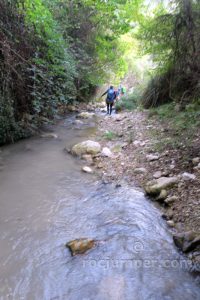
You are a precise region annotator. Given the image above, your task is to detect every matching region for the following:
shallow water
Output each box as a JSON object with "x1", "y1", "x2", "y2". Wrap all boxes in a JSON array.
[{"x1": 0, "y1": 115, "x2": 199, "y2": 300}]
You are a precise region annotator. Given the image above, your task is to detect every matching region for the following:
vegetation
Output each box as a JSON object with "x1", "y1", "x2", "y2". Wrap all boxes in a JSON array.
[
  {"x1": 0, "y1": 0, "x2": 199, "y2": 144},
  {"x1": 103, "y1": 131, "x2": 118, "y2": 141},
  {"x1": 149, "y1": 101, "x2": 200, "y2": 151},
  {"x1": 138, "y1": 0, "x2": 200, "y2": 109},
  {"x1": 115, "y1": 89, "x2": 142, "y2": 112},
  {"x1": 0, "y1": 0, "x2": 140, "y2": 144}
]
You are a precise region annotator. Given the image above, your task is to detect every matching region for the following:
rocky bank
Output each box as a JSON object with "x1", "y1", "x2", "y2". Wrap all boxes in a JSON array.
[{"x1": 71, "y1": 105, "x2": 200, "y2": 269}]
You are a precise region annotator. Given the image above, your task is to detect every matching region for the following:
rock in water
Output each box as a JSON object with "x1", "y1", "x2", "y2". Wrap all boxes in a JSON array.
[
  {"x1": 77, "y1": 112, "x2": 95, "y2": 119},
  {"x1": 173, "y1": 231, "x2": 200, "y2": 253},
  {"x1": 82, "y1": 166, "x2": 93, "y2": 174},
  {"x1": 66, "y1": 238, "x2": 95, "y2": 256},
  {"x1": 71, "y1": 140, "x2": 101, "y2": 157},
  {"x1": 41, "y1": 133, "x2": 58, "y2": 139}
]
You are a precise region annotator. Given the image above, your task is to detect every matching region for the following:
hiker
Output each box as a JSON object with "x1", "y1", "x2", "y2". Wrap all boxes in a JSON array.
[
  {"x1": 121, "y1": 86, "x2": 126, "y2": 96},
  {"x1": 101, "y1": 86, "x2": 116, "y2": 115}
]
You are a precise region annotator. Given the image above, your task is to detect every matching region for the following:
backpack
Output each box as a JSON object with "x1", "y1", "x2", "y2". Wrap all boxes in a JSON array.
[{"x1": 107, "y1": 88, "x2": 115, "y2": 102}]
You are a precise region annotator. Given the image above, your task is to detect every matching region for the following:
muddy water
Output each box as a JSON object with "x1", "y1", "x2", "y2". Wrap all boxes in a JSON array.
[{"x1": 0, "y1": 115, "x2": 199, "y2": 300}]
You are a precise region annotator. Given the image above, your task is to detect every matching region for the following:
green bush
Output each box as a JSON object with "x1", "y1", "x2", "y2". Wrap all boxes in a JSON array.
[{"x1": 115, "y1": 90, "x2": 141, "y2": 112}]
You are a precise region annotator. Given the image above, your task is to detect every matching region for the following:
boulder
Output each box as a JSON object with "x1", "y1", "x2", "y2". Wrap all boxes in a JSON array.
[
  {"x1": 71, "y1": 140, "x2": 101, "y2": 157},
  {"x1": 82, "y1": 166, "x2": 93, "y2": 174},
  {"x1": 66, "y1": 238, "x2": 95, "y2": 256},
  {"x1": 173, "y1": 231, "x2": 200, "y2": 253},
  {"x1": 101, "y1": 147, "x2": 113, "y2": 158},
  {"x1": 77, "y1": 112, "x2": 95, "y2": 119}
]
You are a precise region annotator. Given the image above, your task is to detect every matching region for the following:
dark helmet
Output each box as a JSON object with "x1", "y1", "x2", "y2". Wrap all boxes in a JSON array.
[{"x1": 110, "y1": 85, "x2": 114, "y2": 89}]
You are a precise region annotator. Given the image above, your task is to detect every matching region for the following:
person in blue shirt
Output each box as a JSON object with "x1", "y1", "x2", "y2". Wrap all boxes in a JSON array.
[{"x1": 101, "y1": 86, "x2": 116, "y2": 115}]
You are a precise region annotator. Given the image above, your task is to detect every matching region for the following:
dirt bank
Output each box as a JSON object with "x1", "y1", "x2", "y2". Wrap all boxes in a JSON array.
[{"x1": 92, "y1": 109, "x2": 200, "y2": 268}]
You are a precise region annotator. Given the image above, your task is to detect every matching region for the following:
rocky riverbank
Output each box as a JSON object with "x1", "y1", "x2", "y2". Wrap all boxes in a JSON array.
[{"x1": 71, "y1": 106, "x2": 200, "y2": 270}]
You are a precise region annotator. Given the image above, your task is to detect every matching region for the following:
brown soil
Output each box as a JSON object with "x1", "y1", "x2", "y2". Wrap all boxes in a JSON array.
[{"x1": 94, "y1": 109, "x2": 200, "y2": 242}]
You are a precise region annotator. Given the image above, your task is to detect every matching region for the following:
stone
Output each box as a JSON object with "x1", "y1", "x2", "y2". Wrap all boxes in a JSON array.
[
  {"x1": 153, "y1": 171, "x2": 162, "y2": 179},
  {"x1": 71, "y1": 140, "x2": 101, "y2": 157},
  {"x1": 164, "y1": 196, "x2": 178, "y2": 205},
  {"x1": 167, "y1": 220, "x2": 175, "y2": 227},
  {"x1": 155, "y1": 176, "x2": 178, "y2": 189},
  {"x1": 97, "y1": 163, "x2": 104, "y2": 169},
  {"x1": 82, "y1": 166, "x2": 93, "y2": 174},
  {"x1": 67, "y1": 105, "x2": 77, "y2": 112},
  {"x1": 101, "y1": 147, "x2": 113, "y2": 158},
  {"x1": 155, "y1": 189, "x2": 168, "y2": 201},
  {"x1": 134, "y1": 167, "x2": 147, "y2": 174},
  {"x1": 41, "y1": 133, "x2": 58, "y2": 139},
  {"x1": 145, "y1": 176, "x2": 178, "y2": 196},
  {"x1": 77, "y1": 112, "x2": 95, "y2": 119},
  {"x1": 173, "y1": 231, "x2": 200, "y2": 253},
  {"x1": 82, "y1": 154, "x2": 93, "y2": 165},
  {"x1": 146, "y1": 154, "x2": 160, "y2": 161},
  {"x1": 66, "y1": 238, "x2": 95, "y2": 256},
  {"x1": 74, "y1": 120, "x2": 83, "y2": 126},
  {"x1": 181, "y1": 172, "x2": 196, "y2": 181},
  {"x1": 192, "y1": 157, "x2": 200, "y2": 165}
]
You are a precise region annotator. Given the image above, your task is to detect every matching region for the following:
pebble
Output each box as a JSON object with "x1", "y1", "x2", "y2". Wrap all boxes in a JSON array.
[
  {"x1": 146, "y1": 154, "x2": 160, "y2": 161},
  {"x1": 167, "y1": 220, "x2": 175, "y2": 227},
  {"x1": 181, "y1": 172, "x2": 196, "y2": 181},
  {"x1": 82, "y1": 166, "x2": 93, "y2": 174},
  {"x1": 153, "y1": 171, "x2": 162, "y2": 179}
]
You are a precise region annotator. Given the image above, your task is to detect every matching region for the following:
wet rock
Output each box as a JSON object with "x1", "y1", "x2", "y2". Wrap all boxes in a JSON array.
[
  {"x1": 164, "y1": 196, "x2": 178, "y2": 205},
  {"x1": 153, "y1": 171, "x2": 162, "y2": 179},
  {"x1": 40, "y1": 133, "x2": 58, "y2": 139},
  {"x1": 145, "y1": 176, "x2": 178, "y2": 196},
  {"x1": 82, "y1": 166, "x2": 93, "y2": 174},
  {"x1": 167, "y1": 209, "x2": 174, "y2": 219},
  {"x1": 71, "y1": 140, "x2": 101, "y2": 157},
  {"x1": 181, "y1": 172, "x2": 196, "y2": 181},
  {"x1": 155, "y1": 189, "x2": 168, "y2": 201},
  {"x1": 66, "y1": 238, "x2": 95, "y2": 256},
  {"x1": 134, "y1": 167, "x2": 147, "y2": 174},
  {"x1": 167, "y1": 220, "x2": 175, "y2": 227},
  {"x1": 101, "y1": 147, "x2": 113, "y2": 158},
  {"x1": 77, "y1": 112, "x2": 95, "y2": 119},
  {"x1": 173, "y1": 231, "x2": 200, "y2": 253},
  {"x1": 74, "y1": 119, "x2": 84, "y2": 126},
  {"x1": 146, "y1": 154, "x2": 160, "y2": 161},
  {"x1": 115, "y1": 183, "x2": 122, "y2": 188}
]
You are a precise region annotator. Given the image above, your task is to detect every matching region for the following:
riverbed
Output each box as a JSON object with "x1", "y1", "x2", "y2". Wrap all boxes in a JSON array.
[{"x1": 0, "y1": 115, "x2": 199, "y2": 300}]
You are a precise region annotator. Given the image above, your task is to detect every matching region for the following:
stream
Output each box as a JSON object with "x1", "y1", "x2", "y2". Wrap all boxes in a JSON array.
[{"x1": 0, "y1": 115, "x2": 200, "y2": 300}]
